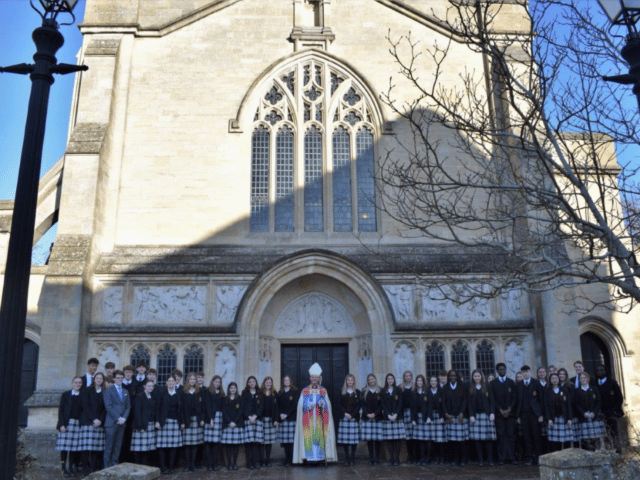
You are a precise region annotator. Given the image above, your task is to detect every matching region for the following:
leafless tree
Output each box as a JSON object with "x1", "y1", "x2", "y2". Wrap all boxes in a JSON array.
[{"x1": 378, "y1": 0, "x2": 640, "y2": 312}]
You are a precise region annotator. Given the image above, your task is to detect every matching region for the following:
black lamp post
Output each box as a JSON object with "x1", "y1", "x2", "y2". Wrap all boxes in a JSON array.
[
  {"x1": 0, "y1": 1, "x2": 86, "y2": 478},
  {"x1": 599, "y1": 0, "x2": 640, "y2": 111}
]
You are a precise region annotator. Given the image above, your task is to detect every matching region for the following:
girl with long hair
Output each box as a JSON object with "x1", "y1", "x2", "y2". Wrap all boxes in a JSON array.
[
  {"x1": 380, "y1": 373, "x2": 405, "y2": 466},
  {"x1": 221, "y1": 382, "x2": 244, "y2": 470},
  {"x1": 203, "y1": 375, "x2": 224, "y2": 471},
  {"x1": 361, "y1": 373, "x2": 382, "y2": 465},
  {"x1": 260, "y1": 376, "x2": 278, "y2": 466},
  {"x1": 181, "y1": 372, "x2": 204, "y2": 471},
  {"x1": 277, "y1": 375, "x2": 299, "y2": 466},
  {"x1": 130, "y1": 379, "x2": 157, "y2": 466},
  {"x1": 468, "y1": 369, "x2": 496, "y2": 466},
  {"x1": 242, "y1": 376, "x2": 263, "y2": 469},
  {"x1": 79, "y1": 372, "x2": 106, "y2": 472},
  {"x1": 155, "y1": 375, "x2": 185, "y2": 474},
  {"x1": 56, "y1": 377, "x2": 83, "y2": 475},
  {"x1": 337, "y1": 374, "x2": 361, "y2": 465}
]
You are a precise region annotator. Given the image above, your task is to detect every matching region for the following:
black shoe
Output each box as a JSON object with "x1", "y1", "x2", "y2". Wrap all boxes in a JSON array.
[
  {"x1": 233, "y1": 464, "x2": 239, "y2": 470},
  {"x1": 162, "y1": 469, "x2": 169, "y2": 475},
  {"x1": 498, "y1": 460, "x2": 504, "y2": 465},
  {"x1": 478, "y1": 461, "x2": 484, "y2": 467},
  {"x1": 247, "y1": 464, "x2": 254, "y2": 469},
  {"x1": 488, "y1": 461, "x2": 495, "y2": 466},
  {"x1": 525, "y1": 459, "x2": 533, "y2": 466},
  {"x1": 227, "y1": 465, "x2": 232, "y2": 471},
  {"x1": 183, "y1": 466, "x2": 189, "y2": 472},
  {"x1": 512, "y1": 459, "x2": 520, "y2": 465}
]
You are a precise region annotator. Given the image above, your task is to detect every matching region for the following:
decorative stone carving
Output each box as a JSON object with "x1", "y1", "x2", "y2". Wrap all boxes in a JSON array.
[
  {"x1": 259, "y1": 338, "x2": 273, "y2": 383},
  {"x1": 394, "y1": 342, "x2": 415, "y2": 379},
  {"x1": 358, "y1": 338, "x2": 372, "y2": 386},
  {"x1": 215, "y1": 285, "x2": 247, "y2": 324},
  {"x1": 505, "y1": 339, "x2": 525, "y2": 379},
  {"x1": 103, "y1": 286, "x2": 123, "y2": 324},
  {"x1": 383, "y1": 285, "x2": 413, "y2": 322},
  {"x1": 420, "y1": 285, "x2": 491, "y2": 322},
  {"x1": 274, "y1": 292, "x2": 355, "y2": 335},
  {"x1": 97, "y1": 344, "x2": 120, "y2": 368},
  {"x1": 215, "y1": 345, "x2": 237, "y2": 391},
  {"x1": 133, "y1": 286, "x2": 205, "y2": 323},
  {"x1": 501, "y1": 289, "x2": 528, "y2": 320}
]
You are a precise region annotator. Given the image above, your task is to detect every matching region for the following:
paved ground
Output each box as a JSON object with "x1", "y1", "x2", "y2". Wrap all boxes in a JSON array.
[{"x1": 31, "y1": 461, "x2": 540, "y2": 480}]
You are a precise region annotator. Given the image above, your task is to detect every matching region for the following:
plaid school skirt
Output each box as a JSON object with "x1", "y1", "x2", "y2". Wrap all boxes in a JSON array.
[
  {"x1": 360, "y1": 419, "x2": 383, "y2": 441},
  {"x1": 204, "y1": 411, "x2": 223, "y2": 443},
  {"x1": 403, "y1": 409, "x2": 414, "y2": 439},
  {"x1": 221, "y1": 425, "x2": 246, "y2": 444},
  {"x1": 244, "y1": 420, "x2": 264, "y2": 443},
  {"x1": 547, "y1": 417, "x2": 575, "y2": 443},
  {"x1": 337, "y1": 418, "x2": 360, "y2": 444},
  {"x1": 445, "y1": 418, "x2": 469, "y2": 441},
  {"x1": 277, "y1": 420, "x2": 296, "y2": 444},
  {"x1": 469, "y1": 413, "x2": 496, "y2": 441},
  {"x1": 183, "y1": 415, "x2": 204, "y2": 445},
  {"x1": 382, "y1": 420, "x2": 406, "y2": 440},
  {"x1": 426, "y1": 413, "x2": 446, "y2": 443},
  {"x1": 577, "y1": 418, "x2": 605, "y2": 440},
  {"x1": 131, "y1": 422, "x2": 156, "y2": 452},
  {"x1": 412, "y1": 413, "x2": 428, "y2": 441},
  {"x1": 156, "y1": 418, "x2": 183, "y2": 448},
  {"x1": 78, "y1": 424, "x2": 105, "y2": 451},
  {"x1": 56, "y1": 418, "x2": 81, "y2": 452},
  {"x1": 262, "y1": 417, "x2": 278, "y2": 444}
]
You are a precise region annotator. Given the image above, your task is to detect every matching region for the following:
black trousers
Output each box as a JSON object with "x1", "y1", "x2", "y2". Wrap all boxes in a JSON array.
[
  {"x1": 494, "y1": 415, "x2": 516, "y2": 461},
  {"x1": 520, "y1": 412, "x2": 541, "y2": 460}
]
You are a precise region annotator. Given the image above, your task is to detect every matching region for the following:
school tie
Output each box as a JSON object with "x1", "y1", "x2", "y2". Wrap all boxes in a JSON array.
[{"x1": 117, "y1": 386, "x2": 123, "y2": 400}]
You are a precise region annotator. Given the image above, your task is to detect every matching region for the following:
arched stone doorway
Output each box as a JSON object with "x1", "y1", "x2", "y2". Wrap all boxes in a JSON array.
[
  {"x1": 20, "y1": 339, "x2": 39, "y2": 427},
  {"x1": 580, "y1": 331, "x2": 612, "y2": 379},
  {"x1": 235, "y1": 250, "x2": 393, "y2": 387}
]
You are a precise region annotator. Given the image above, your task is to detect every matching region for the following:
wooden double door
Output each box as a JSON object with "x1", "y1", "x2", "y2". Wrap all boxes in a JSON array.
[{"x1": 281, "y1": 343, "x2": 348, "y2": 430}]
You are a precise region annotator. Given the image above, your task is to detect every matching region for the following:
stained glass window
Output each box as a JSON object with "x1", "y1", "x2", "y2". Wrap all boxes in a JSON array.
[
  {"x1": 156, "y1": 344, "x2": 177, "y2": 387},
  {"x1": 476, "y1": 340, "x2": 496, "y2": 378},
  {"x1": 333, "y1": 127, "x2": 352, "y2": 232},
  {"x1": 304, "y1": 126, "x2": 324, "y2": 232},
  {"x1": 425, "y1": 342, "x2": 445, "y2": 380},
  {"x1": 451, "y1": 341, "x2": 471, "y2": 384},
  {"x1": 130, "y1": 345, "x2": 150, "y2": 369},
  {"x1": 250, "y1": 126, "x2": 270, "y2": 232},
  {"x1": 356, "y1": 128, "x2": 376, "y2": 232},
  {"x1": 183, "y1": 345, "x2": 204, "y2": 376},
  {"x1": 275, "y1": 126, "x2": 294, "y2": 232}
]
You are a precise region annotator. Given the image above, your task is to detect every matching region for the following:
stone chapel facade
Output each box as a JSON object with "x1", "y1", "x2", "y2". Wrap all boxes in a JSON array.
[{"x1": 2, "y1": 0, "x2": 639, "y2": 461}]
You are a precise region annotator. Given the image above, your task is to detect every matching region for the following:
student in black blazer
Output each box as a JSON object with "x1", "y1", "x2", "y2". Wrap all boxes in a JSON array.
[
  {"x1": 516, "y1": 365, "x2": 543, "y2": 465},
  {"x1": 79, "y1": 373, "x2": 106, "y2": 472},
  {"x1": 277, "y1": 375, "x2": 299, "y2": 467},
  {"x1": 443, "y1": 370, "x2": 468, "y2": 466},
  {"x1": 596, "y1": 364, "x2": 624, "y2": 450},
  {"x1": 380, "y1": 373, "x2": 404, "y2": 466},
  {"x1": 131, "y1": 379, "x2": 157, "y2": 465},
  {"x1": 490, "y1": 363, "x2": 518, "y2": 465},
  {"x1": 56, "y1": 377, "x2": 84, "y2": 475},
  {"x1": 81, "y1": 358, "x2": 100, "y2": 391}
]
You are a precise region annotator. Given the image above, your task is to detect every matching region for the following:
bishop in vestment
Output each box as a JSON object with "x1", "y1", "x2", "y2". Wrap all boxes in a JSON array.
[{"x1": 293, "y1": 363, "x2": 337, "y2": 463}]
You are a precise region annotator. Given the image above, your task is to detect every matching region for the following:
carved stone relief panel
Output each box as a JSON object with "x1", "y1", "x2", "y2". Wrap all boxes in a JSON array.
[
  {"x1": 259, "y1": 338, "x2": 274, "y2": 383},
  {"x1": 97, "y1": 344, "x2": 120, "y2": 368},
  {"x1": 420, "y1": 285, "x2": 491, "y2": 322},
  {"x1": 102, "y1": 285, "x2": 124, "y2": 324},
  {"x1": 505, "y1": 338, "x2": 527, "y2": 379},
  {"x1": 274, "y1": 292, "x2": 355, "y2": 336},
  {"x1": 215, "y1": 285, "x2": 247, "y2": 324},
  {"x1": 133, "y1": 286, "x2": 206, "y2": 324},
  {"x1": 383, "y1": 285, "x2": 414, "y2": 323},
  {"x1": 357, "y1": 337, "x2": 373, "y2": 387},
  {"x1": 215, "y1": 344, "x2": 237, "y2": 392},
  {"x1": 394, "y1": 342, "x2": 415, "y2": 379},
  {"x1": 500, "y1": 289, "x2": 528, "y2": 320}
]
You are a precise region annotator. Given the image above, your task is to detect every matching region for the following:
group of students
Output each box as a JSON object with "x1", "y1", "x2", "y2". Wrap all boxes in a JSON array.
[{"x1": 55, "y1": 358, "x2": 623, "y2": 475}]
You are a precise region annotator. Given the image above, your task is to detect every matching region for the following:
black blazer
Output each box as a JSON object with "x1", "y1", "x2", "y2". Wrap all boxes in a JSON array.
[
  {"x1": 242, "y1": 390, "x2": 264, "y2": 420},
  {"x1": 443, "y1": 383, "x2": 467, "y2": 418},
  {"x1": 413, "y1": 390, "x2": 428, "y2": 422},
  {"x1": 516, "y1": 379, "x2": 542, "y2": 418},
  {"x1": 339, "y1": 390, "x2": 361, "y2": 421},
  {"x1": 426, "y1": 388, "x2": 444, "y2": 419},
  {"x1": 222, "y1": 396, "x2": 244, "y2": 428},
  {"x1": 262, "y1": 393, "x2": 278, "y2": 420},
  {"x1": 79, "y1": 388, "x2": 106, "y2": 427},
  {"x1": 573, "y1": 385, "x2": 602, "y2": 420},
  {"x1": 133, "y1": 393, "x2": 156, "y2": 430},
  {"x1": 57, "y1": 391, "x2": 82, "y2": 430},
  {"x1": 277, "y1": 389, "x2": 300, "y2": 422},
  {"x1": 205, "y1": 389, "x2": 224, "y2": 423},
  {"x1": 380, "y1": 386, "x2": 403, "y2": 419},
  {"x1": 361, "y1": 389, "x2": 382, "y2": 421},
  {"x1": 155, "y1": 390, "x2": 183, "y2": 428},
  {"x1": 490, "y1": 377, "x2": 517, "y2": 416},
  {"x1": 468, "y1": 386, "x2": 495, "y2": 417},
  {"x1": 544, "y1": 387, "x2": 572, "y2": 422},
  {"x1": 182, "y1": 389, "x2": 204, "y2": 424},
  {"x1": 597, "y1": 378, "x2": 624, "y2": 419}
]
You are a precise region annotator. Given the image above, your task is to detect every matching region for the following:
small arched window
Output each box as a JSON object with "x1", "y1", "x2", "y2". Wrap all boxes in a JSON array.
[
  {"x1": 250, "y1": 58, "x2": 378, "y2": 233},
  {"x1": 156, "y1": 344, "x2": 177, "y2": 387},
  {"x1": 183, "y1": 345, "x2": 204, "y2": 376},
  {"x1": 130, "y1": 344, "x2": 150, "y2": 369},
  {"x1": 425, "y1": 341, "x2": 445, "y2": 380},
  {"x1": 475, "y1": 340, "x2": 496, "y2": 378},
  {"x1": 451, "y1": 341, "x2": 470, "y2": 383}
]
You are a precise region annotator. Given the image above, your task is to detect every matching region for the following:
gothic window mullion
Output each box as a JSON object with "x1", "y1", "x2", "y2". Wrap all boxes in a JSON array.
[{"x1": 269, "y1": 127, "x2": 277, "y2": 232}]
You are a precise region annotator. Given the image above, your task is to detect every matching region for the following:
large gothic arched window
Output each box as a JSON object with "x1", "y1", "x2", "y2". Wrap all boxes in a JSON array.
[{"x1": 250, "y1": 58, "x2": 377, "y2": 233}]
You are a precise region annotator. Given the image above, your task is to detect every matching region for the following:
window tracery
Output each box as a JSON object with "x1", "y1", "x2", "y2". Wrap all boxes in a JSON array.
[{"x1": 249, "y1": 58, "x2": 377, "y2": 233}]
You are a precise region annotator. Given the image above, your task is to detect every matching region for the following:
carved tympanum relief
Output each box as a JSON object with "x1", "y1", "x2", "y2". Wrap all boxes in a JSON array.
[{"x1": 274, "y1": 292, "x2": 355, "y2": 335}]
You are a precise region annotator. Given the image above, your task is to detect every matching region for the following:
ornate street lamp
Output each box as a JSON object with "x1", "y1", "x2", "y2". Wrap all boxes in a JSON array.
[
  {"x1": 598, "y1": 1, "x2": 640, "y2": 110},
  {"x1": 0, "y1": 1, "x2": 86, "y2": 478}
]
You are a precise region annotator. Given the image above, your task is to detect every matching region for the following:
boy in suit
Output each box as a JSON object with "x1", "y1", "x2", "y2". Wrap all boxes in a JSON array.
[{"x1": 103, "y1": 370, "x2": 131, "y2": 467}]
